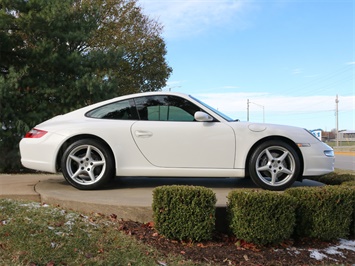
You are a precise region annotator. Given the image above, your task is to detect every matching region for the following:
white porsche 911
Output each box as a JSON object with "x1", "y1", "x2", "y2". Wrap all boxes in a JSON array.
[{"x1": 19, "y1": 91, "x2": 334, "y2": 191}]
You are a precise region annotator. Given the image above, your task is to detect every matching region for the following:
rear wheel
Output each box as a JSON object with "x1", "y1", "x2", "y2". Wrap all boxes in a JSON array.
[
  {"x1": 248, "y1": 140, "x2": 301, "y2": 191},
  {"x1": 61, "y1": 139, "x2": 114, "y2": 190}
]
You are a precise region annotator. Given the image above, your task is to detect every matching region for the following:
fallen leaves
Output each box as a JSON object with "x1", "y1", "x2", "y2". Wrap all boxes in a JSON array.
[
  {"x1": 144, "y1": 221, "x2": 155, "y2": 228},
  {"x1": 235, "y1": 239, "x2": 261, "y2": 251}
]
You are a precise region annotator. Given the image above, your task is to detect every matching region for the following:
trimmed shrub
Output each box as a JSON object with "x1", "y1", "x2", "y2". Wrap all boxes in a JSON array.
[
  {"x1": 341, "y1": 180, "x2": 355, "y2": 187},
  {"x1": 152, "y1": 185, "x2": 216, "y2": 242},
  {"x1": 340, "y1": 182, "x2": 355, "y2": 236},
  {"x1": 308, "y1": 173, "x2": 355, "y2": 185},
  {"x1": 285, "y1": 186, "x2": 354, "y2": 240},
  {"x1": 227, "y1": 189, "x2": 296, "y2": 245}
]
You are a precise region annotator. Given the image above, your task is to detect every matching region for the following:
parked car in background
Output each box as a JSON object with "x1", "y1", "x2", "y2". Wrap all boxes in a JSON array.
[{"x1": 20, "y1": 91, "x2": 334, "y2": 190}]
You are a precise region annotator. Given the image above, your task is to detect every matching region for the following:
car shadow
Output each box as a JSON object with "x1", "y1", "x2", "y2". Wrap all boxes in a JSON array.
[{"x1": 99, "y1": 176, "x2": 324, "y2": 190}]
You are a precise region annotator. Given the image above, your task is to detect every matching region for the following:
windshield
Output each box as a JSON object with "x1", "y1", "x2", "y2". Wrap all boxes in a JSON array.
[{"x1": 189, "y1": 95, "x2": 234, "y2": 122}]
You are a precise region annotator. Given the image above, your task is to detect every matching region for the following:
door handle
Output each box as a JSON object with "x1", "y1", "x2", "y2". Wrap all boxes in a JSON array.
[{"x1": 135, "y1": 130, "x2": 153, "y2": 137}]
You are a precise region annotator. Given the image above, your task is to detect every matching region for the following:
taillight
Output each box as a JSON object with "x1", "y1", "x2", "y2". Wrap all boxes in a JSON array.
[{"x1": 24, "y1": 128, "x2": 48, "y2": 138}]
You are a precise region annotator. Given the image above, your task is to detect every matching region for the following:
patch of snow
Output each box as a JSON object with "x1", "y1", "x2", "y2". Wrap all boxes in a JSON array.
[
  {"x1": 324, "y1": 246, "x2": 345, "y2": 257},
  {"x1": 1, "y1": 219, "x2": 9, "y2": 225},
  {"x1": 309, "y1": 239, "x2": 355, "y2": 262},
  {"x1": 64, "y1": 220, "x2": 75, "y2": 226},
  {"x1": 286, "y1": 247, "x2": 303, "y2": 256},
  {"x1": 19, "y1": 202, "x2": 41, "y2": 208},
  {"x1": 338, "y1": 239, "x2": 355, "y2": 252},
  {"x1": 310, "y1": 249, "x2": 328, "y2": 260}
]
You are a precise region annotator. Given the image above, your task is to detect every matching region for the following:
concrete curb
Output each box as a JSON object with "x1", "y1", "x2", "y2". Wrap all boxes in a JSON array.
[
  {"x1": 35, "y1": 177, "x2": 154, "y2": 222},
  {"x1": 1, "y1": 174, "x2": 328, "y2": 225},
  {"x1": 335, "y1": 151, "x2": 355, "y2": 156}
]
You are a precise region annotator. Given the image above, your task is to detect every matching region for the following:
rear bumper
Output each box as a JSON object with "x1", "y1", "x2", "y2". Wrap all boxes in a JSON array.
[{"x1": 19, "y1": 133, "x2": 63, "y2": 173}]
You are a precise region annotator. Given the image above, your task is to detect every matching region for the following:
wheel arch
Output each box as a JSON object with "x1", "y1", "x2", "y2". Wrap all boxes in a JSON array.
[
  {"x1": 244, "y1": 136, "x2": 304, "y2": 181},
  {"x1": 55, "y1": 134, "x2": 116, "y2": 172}
]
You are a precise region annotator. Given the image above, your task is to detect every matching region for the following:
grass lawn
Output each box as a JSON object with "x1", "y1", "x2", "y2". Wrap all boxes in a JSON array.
[
  {"x1": 1, "y1": 170, "x2": 354, "y2": 265},
  {"x1": 328, "y1": 141, "x2": 355, "y2": 150},
  {"x1": 0, "y1": 199, "x2": 195, "y2": 266}
]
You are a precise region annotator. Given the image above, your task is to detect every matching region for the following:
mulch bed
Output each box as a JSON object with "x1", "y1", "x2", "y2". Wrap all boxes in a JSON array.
[{"x1": 118, "y1": 220, "x2": 355, "y2": 265}]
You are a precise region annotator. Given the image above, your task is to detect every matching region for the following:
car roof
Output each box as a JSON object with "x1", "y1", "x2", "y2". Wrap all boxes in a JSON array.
[
  {"x1": 92, "y1": 91, "x2": 190, "y2": 107},
  {"x1": 114, "y1": 91, "x2": 189, "y2": 100}
]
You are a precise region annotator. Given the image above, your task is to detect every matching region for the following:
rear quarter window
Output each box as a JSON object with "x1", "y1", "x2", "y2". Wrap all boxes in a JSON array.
[{"x1": 86, "y1": 99, "x2": 138, "y2": 120}]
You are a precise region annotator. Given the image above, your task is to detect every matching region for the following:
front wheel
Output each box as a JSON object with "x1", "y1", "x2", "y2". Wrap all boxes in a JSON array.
[
  {"x1": 61, "y1": 139, "x2": 114, "y2": 190},
  {"x1": 248, "y1": 140, "x2": 301, "y2": 191}
]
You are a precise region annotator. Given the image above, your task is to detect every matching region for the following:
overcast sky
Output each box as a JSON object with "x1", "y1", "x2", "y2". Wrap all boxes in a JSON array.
[{"x1": 138, "y1": 0, "x2": 354, "y2": 131}]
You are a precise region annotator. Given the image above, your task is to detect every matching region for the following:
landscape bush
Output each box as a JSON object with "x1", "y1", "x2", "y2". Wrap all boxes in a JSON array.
[
  {"x1": 227, "y1": 189, "x2": 296, "y2": 245},
  {"x1": 340, "y1": 182, "x2": 355, "y2": 236},
  {"x1": 308, "y1": 173, "x2": 355, "y2": 185},
  {"x1": 152, "y1": 185, "x2": 216, "y2": 242},
  {"x1": 150, "y1": 174, "x2": 355, "y2": 245},
  {"x1": 341, "y1": 180, "x2": 355, "y2": 187},
  {"x1": 285, "y1": 186, "x2": 354, "y2": 240}
]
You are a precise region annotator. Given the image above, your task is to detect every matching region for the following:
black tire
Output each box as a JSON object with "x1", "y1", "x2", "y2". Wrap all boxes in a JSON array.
[
  {"x1": 248, "y1": 140, "x2": 301, "y2": 191},
  {"x1": 61, "y1": 139, "x2": 115, "y2": 190}
]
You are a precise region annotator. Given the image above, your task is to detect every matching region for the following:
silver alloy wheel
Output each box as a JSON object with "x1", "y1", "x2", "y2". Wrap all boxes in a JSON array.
[
  {"x1": 255, "y1": 145, "x2": 296, "y2": 187},
  {"x1": 65, "y1": 144, "x2": 107, "y2": 185}
]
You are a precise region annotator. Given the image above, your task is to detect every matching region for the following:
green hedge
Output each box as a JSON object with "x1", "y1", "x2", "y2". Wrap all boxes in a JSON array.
[
  {"x1": 151, "y1": 173, "x2": 355, "y2": 245},
  {"x1": 152, "y1": 185, "x2": 216, "y2": 242},
  {"x1": 340, "y1": 182, "x2": 355, "y2": 236},
  {"x1": 308, "y1": 173, "x2": 355, "y2": 185},
  {"x1": 285, "y1": 186, "x2": 354, "y2": 240},
  {"x1": 341, "y1": 180, "x2": 355, "y2": 187},
  {"x1": 227, "y1": 189, "x2": 296, "y2": 245}
]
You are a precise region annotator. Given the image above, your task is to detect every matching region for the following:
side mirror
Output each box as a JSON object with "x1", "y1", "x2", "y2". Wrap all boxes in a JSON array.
[{"x1": 194, "y1": 111, "x2": 214, "y2": 122}]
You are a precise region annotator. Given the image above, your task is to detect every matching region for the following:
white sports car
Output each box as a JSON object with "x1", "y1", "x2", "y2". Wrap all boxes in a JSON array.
[{"x1": 20, "y1": 91, "x2": 334, "y2": 191}]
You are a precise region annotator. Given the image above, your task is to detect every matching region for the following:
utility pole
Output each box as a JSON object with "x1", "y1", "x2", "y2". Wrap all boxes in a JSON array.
[
  {"x1": 335, "y1": 95, "x2": 339, "y2": 147},
  {"x1": 247, "y1": 99, "x2": 250, "y2": 121}
]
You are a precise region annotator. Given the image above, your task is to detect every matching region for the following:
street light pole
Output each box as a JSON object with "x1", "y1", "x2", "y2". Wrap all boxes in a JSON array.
[
  {"x1": 168, "y1": 86, "x2": 181, "y2": 91},
  {"x1": 335, "y1": 94, "x2": 339, "y2": 147},
  {"x1": 247, "y1": 100, "x2": 265, "y2": 123}
]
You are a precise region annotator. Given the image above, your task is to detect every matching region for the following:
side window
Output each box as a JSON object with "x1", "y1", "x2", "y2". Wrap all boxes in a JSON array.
[
  {"x1": 86, "y1": 99, "x2": 138, "y2": 120},
  {"x1": 134, "y1": 95, "x2": 200, "y2": 121}
]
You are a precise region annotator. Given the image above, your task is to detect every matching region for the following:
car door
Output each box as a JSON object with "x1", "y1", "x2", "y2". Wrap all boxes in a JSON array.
[{"x1": 130, "y1": 95, "x2": 236, "y2": 168}]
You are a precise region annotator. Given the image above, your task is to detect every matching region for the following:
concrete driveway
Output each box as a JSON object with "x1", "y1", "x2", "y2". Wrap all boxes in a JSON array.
[{"x1": 1, "y1": 174, "x2": 324, "y2": 223}]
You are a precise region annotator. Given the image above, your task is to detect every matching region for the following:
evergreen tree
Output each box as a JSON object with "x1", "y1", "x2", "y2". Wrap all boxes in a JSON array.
[
  {"x1": 89, "y1": 0, "x2": 172, "y2": 93},
  {"x1": 0, "y1": 0, "x2": 171, "y2": 172}
]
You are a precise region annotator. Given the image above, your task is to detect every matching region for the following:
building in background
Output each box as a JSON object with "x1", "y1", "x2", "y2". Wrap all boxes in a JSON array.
[{"x1": 338, "y1": 130, "x2": 355, "y2": 142}]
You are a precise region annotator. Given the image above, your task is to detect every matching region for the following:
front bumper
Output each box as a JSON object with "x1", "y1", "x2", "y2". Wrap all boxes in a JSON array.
[{"x1": 301, "y1": 141, "x2": 334, "y2": 176}]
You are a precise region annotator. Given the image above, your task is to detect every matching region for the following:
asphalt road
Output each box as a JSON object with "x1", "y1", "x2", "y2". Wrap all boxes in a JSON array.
[{"x1": 335, "y1": 154, "x2": 355, "y2": 171}]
